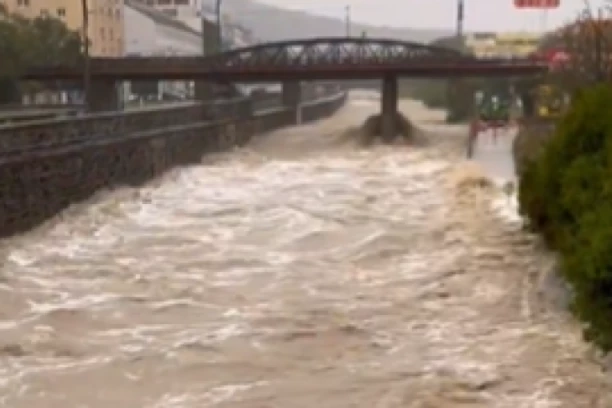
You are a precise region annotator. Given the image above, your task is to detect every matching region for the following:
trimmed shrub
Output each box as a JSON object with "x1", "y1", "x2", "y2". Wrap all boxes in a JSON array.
[{"x1": 518, "y1": 84, "x2": 612, "y2": 351}]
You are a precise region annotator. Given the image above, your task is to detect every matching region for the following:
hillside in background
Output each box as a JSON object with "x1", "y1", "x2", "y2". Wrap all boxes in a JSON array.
[
  {"x1": 201, "y1": 0, "x2": 453, "y2": 44},
  {"x1": 197, "y1": 0, "x2": 462, "y2": 112}
]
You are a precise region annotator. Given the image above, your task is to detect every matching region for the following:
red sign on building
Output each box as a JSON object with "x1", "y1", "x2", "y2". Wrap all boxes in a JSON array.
[
  {"x1": 514, "y1": 0, "x2": 560, "y2": 8},
  {"x1": 530, "y1": 48, "x2": 570, "y2": 70},
  {"x1": 548, "y1": 50, "x2": 570, "y2": 70}
]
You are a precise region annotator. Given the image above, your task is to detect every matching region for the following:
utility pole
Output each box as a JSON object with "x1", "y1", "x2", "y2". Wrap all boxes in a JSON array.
[
  {"x1": 449, "y1": 0, "x2": 465, "y2": 122},
  {"x1": 456, "y1": 0, "x2": 464, "y2": 46},
  {"x1": 215, "y1": 0, "x2": 222, "y2": 53},
  {"x1": 81, "y1": 0, "x2": 90, "y2": 110},
  {"x1": 345, "y1": 5, "x2": 351, "y2": 37}
]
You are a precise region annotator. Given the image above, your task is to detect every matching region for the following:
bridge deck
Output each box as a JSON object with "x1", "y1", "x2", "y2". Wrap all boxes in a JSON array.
[{"x1": 20, "y1": 37, "x2": 549, "y2": 82}]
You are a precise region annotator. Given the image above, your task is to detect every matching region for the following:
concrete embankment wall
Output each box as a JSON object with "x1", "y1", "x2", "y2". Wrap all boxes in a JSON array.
[{"x1": 0, "y1": 92, "x2": 347, "y2": 238}]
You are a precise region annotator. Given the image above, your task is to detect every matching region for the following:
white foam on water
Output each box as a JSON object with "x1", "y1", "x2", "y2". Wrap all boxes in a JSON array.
[
  {"x1": 0, "y1": 93, "x2": 607, "y2": 407},
  {"x1": 490, "y1": 177, "x2": 521, "y2": 225}
]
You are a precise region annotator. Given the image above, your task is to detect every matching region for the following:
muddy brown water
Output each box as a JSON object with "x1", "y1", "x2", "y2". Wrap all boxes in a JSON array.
[{"x1": 0, "y1": 92, "x2": 610, "y2": 407}]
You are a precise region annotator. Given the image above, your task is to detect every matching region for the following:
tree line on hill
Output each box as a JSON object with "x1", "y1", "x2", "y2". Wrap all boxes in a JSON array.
[{"x1": 0, "y1": 4, "x2": 83, "y2": 104}]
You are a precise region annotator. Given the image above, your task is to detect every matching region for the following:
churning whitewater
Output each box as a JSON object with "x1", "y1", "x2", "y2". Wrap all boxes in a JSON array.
[{"x1": 0, "y1": 92, "x2": 610, "y2": 407}]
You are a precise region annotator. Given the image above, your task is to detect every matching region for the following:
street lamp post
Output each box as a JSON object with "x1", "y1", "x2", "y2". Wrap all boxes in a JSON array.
[
  {"x1": 456, "y1": 0, "x2": 464, "y2": 43},
  {"x1": 345, "y1": 5, "x2": 351, "y2": 37},
  {"x1": 215, "y1": 0, "x2": 222, "y2": 53},
  {"x1": 448, "y1": 0, "x2": 465, "y2": 122},
  {"x1": 81, "y1": 0, "x2": 90, "y2": 110}
]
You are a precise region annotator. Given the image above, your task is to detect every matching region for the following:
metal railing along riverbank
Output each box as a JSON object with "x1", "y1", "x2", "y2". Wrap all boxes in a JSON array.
[{"x1": 0, "y1": 85, "x2": 345, "y2": 162}]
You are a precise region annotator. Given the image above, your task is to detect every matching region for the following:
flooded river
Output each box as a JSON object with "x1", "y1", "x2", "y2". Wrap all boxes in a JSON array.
[{"x1": 0, "y1": 93, "x2": 610, "y2": 407}]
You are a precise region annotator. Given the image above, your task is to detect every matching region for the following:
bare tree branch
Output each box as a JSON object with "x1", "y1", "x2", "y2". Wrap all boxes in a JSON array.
[{"x1": 546, "y1": 3, "x2": 612, "y2": 90}]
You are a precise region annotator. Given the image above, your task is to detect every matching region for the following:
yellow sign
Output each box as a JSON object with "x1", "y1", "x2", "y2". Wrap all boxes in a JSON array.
[{"x1": 466, "y1": 32, "x2": 543, "y2": 58}]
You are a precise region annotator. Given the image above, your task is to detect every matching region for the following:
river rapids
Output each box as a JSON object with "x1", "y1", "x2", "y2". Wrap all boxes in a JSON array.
[{"x1": 0, "y1": 92, "x2": 610, "y2": 407}]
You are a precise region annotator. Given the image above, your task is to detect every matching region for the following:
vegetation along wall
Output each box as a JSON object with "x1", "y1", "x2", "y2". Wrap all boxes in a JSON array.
[{"x1": 517, "y1": 85, "x2": 612, "y2": 351}]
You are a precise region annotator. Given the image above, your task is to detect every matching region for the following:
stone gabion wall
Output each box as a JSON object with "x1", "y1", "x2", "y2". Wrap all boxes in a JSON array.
[{"x1": 0, "y1": 91, "x2": 347, "y2": 238}]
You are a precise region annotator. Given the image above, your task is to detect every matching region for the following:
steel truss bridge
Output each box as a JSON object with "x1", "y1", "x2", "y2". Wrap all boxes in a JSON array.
[{"x1": 23, "y1": 37, "x2": 549, "y2": 82}]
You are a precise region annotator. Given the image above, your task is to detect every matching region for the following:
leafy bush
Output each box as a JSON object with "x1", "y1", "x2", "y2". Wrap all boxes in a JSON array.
[{"x1": 518, "y1": 84, "x2": 612, "y2": 350}]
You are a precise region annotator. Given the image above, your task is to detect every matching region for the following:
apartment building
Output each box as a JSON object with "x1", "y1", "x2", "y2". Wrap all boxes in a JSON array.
[{"x1": 2, "y1": 0, "x2": 125, "y2": 56}]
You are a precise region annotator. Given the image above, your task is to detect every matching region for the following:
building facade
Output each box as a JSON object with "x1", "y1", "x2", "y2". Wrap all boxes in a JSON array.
[
  {"x1": 124, "y1": 0, "x2": 203, "y2": 100},
  {"x1": 124, "y1": 0, "x2": 202, "y2": 56},
  {"x1": 138, "y1": 0, "x2": 202, "y2": 18},
  {"x1": 494, "y1": 32, "x2": 542, "y2": 57},
  {"x1": 465, "y1": 31, "x2": 542, "y2": 58},
  {"x1": 2, "y1": 0, "x2": 125, "y2": 57}
]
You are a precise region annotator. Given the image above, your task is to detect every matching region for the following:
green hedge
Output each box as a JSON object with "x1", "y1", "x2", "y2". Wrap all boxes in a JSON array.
[{"x1": 518, "y1": 84, "x2": 612, "y2": 351}]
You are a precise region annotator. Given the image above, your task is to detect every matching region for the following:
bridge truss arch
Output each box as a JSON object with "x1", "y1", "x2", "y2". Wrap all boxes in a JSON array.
[
  {"x1": 205, "y1": 37, "x2": 474, "y2": 70},
  {"x1": 21, "y1": 37, "x2": 547, "y2": 82}
]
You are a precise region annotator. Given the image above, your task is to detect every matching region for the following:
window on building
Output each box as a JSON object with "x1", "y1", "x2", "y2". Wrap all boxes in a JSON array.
[
  {"x1": 17, "y1": 0, "x2": 30, "y2": 6},
  {"x1": 57, "y1": 8, "x2": 66, "y2": 17},
  {"x1": 40, "y1": 9, "x2": 49, "y2": 16},
  {"x1": 115, "y1": 9, "x2": 121, "y2": 19},
  {"x1": 100, "y1": 27, "x2": 106, "y2": 39},
  {"x1": 157, "y1": 0, "x2": 172, "y2": 5},
  {"x1": 174, "y1": 0, "x2": 189, "y2": 4}
]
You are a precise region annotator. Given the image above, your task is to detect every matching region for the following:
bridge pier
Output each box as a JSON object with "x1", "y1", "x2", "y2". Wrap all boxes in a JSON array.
[
  {"x1": 88, "y1": 79, "x2": 120, "y2": 112},
  {"x1": 282, "y1": 81, "x2": 302, "y2": 125},
  {"x1": 381, "y1": 75, "x2": 398, "y2": 142}
]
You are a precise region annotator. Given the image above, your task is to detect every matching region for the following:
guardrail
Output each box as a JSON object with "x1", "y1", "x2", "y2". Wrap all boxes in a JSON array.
[
  {"x1": 0, "y1": 108, "x2": 81, "y2": 124},
  {"x1": 0, "y1": 86, "x2": 345, "y2": 163},
  {"x1": 0, "y1": 99, "x2": 252, "y2": 158},
  {"x1": 17, "y1": 91, "x2": 347, "y2": 165},
  {"x1": 0, "y1": 82, "x2": 330, "y2": 125}
]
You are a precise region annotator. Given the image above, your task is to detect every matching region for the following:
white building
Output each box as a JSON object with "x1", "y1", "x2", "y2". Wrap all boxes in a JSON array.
[
  {"x1": 137, "y1": 0, "x2": 208, "y2": 41},
  {"x1": 124, "y1": 0, "x2": 276, "y2": 101},
  {"x1": 135, "y1": 0, "x2": 254, "y2": 49},
  {"x1": 139, "y1": 0, "x2": 204, "y2": 19},
  {"x1": 124, "y1": 0, "x2": 204, "y2": 100}
]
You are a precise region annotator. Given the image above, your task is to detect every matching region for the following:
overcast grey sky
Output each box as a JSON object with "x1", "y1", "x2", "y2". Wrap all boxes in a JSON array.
[{"x1": 254, "y1": 0, "x2": 608, "y2": 31}]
